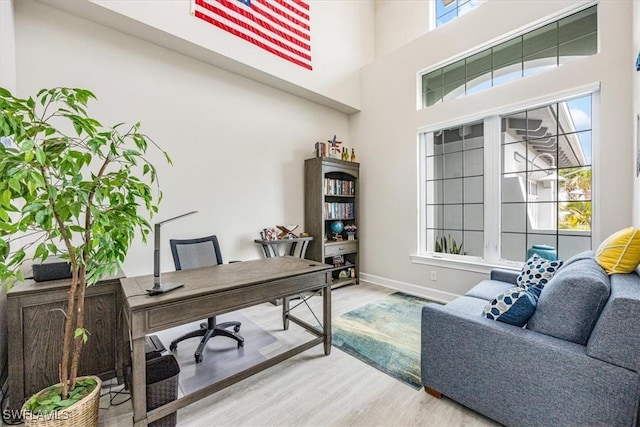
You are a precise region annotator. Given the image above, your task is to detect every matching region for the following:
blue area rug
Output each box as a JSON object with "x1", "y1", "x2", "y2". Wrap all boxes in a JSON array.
[{"x1": 332, "y1": 292, "x2": 431, "y2": 389}]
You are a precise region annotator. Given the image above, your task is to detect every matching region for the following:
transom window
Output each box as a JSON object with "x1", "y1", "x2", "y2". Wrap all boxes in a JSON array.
[
  {"x1": 423, "y1": 5, "x2": 597, "y2": 108},
  {"x1": 421, "y1": 94, "x2": 593, "y2": 264},
  {"x1": 435, "y1": 0, "x2": 479, "y2": 28}
]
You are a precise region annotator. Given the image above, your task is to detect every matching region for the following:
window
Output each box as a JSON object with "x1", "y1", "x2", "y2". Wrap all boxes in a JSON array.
[
  {"x1": 422, "y1": 94, "x2": 593, "y2": 264},
  {"x1": 422, "y1": 6, "x2": 597, "y2": 108},
  {"x1": 435, "y1": 0, "x2": 479, "y2": 28},
  {"x1": 501, "y1": 96, "x2": 592, "y2": 262},
  {"x1": 426, "y1": 123, "x2": 484, "y2": 257}
]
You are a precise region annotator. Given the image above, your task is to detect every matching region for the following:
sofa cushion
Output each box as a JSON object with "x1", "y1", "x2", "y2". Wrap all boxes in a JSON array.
[
  {"x1": 516, "y1": 254, "x2": 563, "y2": 289},
  {"x1": 465, "y1": 279, "x2": 515, "y2": 301},
  {"x1": 482, "y1": 285, "x2": 540, "y2": 327},
  {"x1": 527, "y1": 255, "x2": 610, "y2": 345},
  {"x1": 595, "y1": 227, "x2": 640, "y2": 274}
]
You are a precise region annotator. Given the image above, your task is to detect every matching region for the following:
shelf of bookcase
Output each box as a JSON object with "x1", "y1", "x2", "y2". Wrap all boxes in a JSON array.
[{"x1": 331, "y1": 277, "x2": 358, "y2": 288}]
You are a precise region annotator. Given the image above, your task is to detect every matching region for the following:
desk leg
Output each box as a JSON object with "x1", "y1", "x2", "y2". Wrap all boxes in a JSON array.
[
  {"x1": 323, "y1": 285, "x2": 332, "y2": 355},
  {"x1": 131, "y1": 336, "x2": 147, "y2": 426},
  {"x1": 282, "y1": 295, "x2": 290, "y2": 330}
]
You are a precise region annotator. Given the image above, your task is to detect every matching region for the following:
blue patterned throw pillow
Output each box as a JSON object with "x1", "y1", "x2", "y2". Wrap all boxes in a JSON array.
[
  {"x1": 482, "y1": 285, "x2": 542, "y2": 327},
  {"x1": 516, "y1": 254, "x2": 563, "y2": 289}
]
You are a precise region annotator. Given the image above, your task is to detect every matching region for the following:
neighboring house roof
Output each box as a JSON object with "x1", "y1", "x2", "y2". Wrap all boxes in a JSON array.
[{"x1": 503, "y1": 102, "x2": 586, "y2": 169}]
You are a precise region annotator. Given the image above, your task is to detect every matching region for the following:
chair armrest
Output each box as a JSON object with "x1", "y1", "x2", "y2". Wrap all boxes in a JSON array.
[{"x1": 490, "y1": 268, "x2": 519, "y2": 285}]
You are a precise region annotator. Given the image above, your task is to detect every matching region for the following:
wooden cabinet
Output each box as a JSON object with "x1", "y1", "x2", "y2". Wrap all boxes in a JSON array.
[
  {"x1": 305, "y1": 157, "x2": 359, "y2": 288},
  {"x1": 7, "y1": 276, "x2": 121, "y2": 408}
]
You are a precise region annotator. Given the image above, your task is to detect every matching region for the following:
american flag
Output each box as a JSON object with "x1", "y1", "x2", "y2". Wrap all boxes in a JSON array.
[{"x1": 192, "y1": 0, "x2": 312, "y2": 70}]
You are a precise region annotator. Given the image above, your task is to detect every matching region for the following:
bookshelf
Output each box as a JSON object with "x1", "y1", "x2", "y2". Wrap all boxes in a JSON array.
[{"x1": 304, "y1": 157, "x2": 359, "y2": 288}]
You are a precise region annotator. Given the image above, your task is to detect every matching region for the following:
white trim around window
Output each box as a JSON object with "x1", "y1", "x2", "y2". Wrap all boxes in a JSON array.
[{"x1": 413, "y1": 84, "x2": 601, "y2": 272}]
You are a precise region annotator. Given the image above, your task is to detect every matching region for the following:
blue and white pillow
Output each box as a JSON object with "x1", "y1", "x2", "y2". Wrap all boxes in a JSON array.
[
  {"x1": 482, "y1": 285, "x2": 541, "y2": 327},
  {"x1": 516, "y1": 254, "x2": 563, "y2": 289}
]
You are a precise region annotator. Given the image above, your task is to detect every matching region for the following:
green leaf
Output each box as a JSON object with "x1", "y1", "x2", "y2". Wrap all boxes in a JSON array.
[
  {"x1": 74, "y1": 327, "x2": 89, "y2": 343},
  {"x1": 8, "y1": 179, "x2": 20, "y2": 193},
  {"x1": 35, "y1": 209, "x2": 47, "y2": 225},
  {"x1": 34, "y1": 147, "x2": 46, "y2": 164},
  {"x1": 56, "y1": 399, "x2": 76, "y2": 408},
  {"x1": 34, "y1": 242, "x2": 48, "y2": 260}
]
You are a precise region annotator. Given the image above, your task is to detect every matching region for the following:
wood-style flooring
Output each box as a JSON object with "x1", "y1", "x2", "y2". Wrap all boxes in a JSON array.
[{"x1": 98, "y1": 282, "x2": 499, "y2": 427}]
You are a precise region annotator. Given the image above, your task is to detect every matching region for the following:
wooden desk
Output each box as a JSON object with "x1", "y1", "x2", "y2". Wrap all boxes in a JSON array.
[{"x1": 120, "y1": 256, "x2": 332, "y2": 426}]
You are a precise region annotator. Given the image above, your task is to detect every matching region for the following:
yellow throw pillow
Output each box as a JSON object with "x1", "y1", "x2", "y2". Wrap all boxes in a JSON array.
[{"x1": 595, "y1": 227, "x2": 640, "y2": 274}]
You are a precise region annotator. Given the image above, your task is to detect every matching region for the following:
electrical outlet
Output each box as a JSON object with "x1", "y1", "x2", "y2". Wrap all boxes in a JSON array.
[{"x1": 430, "y1": 271, "x2": 437, "y2": 281}]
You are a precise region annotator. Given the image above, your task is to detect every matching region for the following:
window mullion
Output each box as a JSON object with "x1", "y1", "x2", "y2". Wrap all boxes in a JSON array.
[{"x1": 483, "y1": 116, "x2": 501, "y2": 263}]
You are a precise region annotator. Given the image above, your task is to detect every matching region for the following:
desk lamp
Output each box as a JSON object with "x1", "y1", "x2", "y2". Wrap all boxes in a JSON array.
[{"x1": 147, "y1": 210, "x2": 198, "y2": 295}]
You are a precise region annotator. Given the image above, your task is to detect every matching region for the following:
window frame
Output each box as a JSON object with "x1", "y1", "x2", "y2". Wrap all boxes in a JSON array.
[
  {"x1": 420, "y1": 2, "x2": 598, "y2": 110},
  {"x1": 432, "y1": 0, "x2": 483, "y2": 29},
  {"x1": 414, "y1": 84, "x2": 600, "y2": 271}
]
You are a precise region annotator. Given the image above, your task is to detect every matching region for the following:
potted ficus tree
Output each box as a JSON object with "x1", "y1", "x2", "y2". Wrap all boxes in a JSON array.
[{"x1": 0, "y1": 87, "x2": 170, "y2": 425}]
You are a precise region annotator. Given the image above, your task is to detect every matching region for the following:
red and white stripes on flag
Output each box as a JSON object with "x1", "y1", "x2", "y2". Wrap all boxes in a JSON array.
[{"x1": 192, "y1": 0, "x2": 312, "y2": 70}]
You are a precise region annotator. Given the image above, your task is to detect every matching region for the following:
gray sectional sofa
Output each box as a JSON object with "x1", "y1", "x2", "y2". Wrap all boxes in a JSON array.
[{"x1": 421, "y1": 251, "x2": 640, "y2": 426}]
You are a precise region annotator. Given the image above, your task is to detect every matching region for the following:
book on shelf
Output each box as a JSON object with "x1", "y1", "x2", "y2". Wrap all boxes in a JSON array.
[
  {"x1": 323, "y1": 202, "x2": 355, "y2": 219},
  {"x1": 324, "y1": 178, "x2": 355, "y2": 196}
]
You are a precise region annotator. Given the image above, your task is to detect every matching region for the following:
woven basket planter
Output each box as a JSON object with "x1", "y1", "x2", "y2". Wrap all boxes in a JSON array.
[{"x1": 22, "y1": 376, "x2": 102, "y2": 427}]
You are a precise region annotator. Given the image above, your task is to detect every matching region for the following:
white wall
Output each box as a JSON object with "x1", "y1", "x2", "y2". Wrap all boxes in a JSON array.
[
  {"x1": 374, "y1": 0, "x2": 430, "y2": 57},
  {"x1": 13, "y1": 0, "x2": 351, "y2": 277},
  {"x1": 41, "y1": 0, "x2": 375, "y2": 112},
  {"x1": 0, "y1": 0, "x2": 15, "y2": 387},
  {"x1": 0, "y1": 0, "x2": 16, "y2": 91},
  {"x1": 353, "y1": 0, "x2": 635, "y2": 298},
  {"x1": 634, "y1": 0, "x2": 640, "y2": 226}
]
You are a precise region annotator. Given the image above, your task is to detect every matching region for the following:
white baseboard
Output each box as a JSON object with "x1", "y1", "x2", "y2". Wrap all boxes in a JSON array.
[{"x1": 359, "y1": 272, "x2": 459, "y2": 304}]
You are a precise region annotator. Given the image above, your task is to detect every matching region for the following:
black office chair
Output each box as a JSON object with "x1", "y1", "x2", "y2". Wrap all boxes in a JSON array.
[{"x1": 168, "y1": 235, "x2": 244, "y2": 363}]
